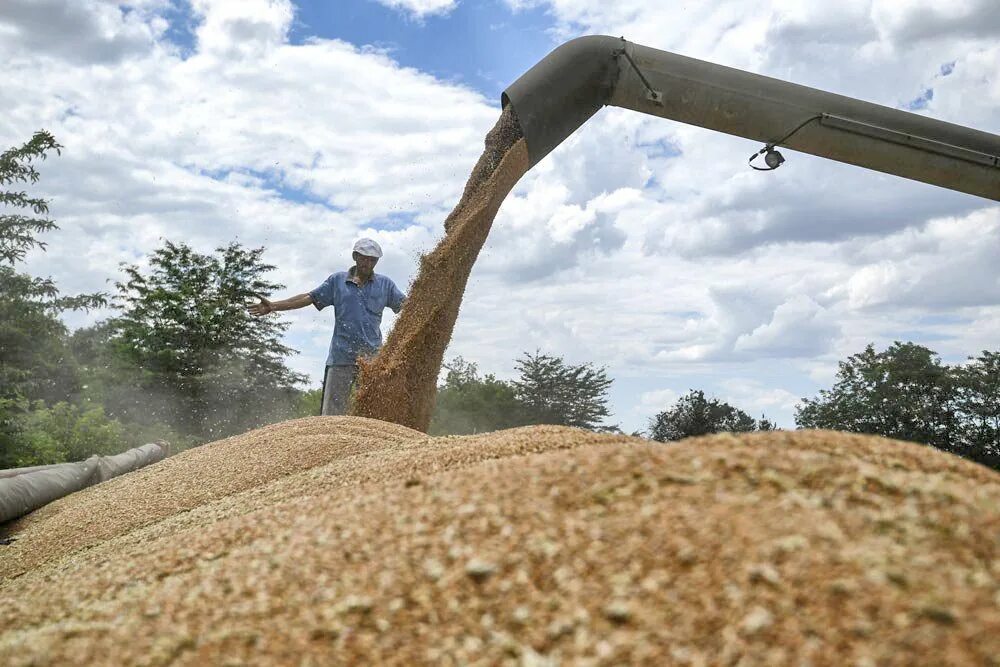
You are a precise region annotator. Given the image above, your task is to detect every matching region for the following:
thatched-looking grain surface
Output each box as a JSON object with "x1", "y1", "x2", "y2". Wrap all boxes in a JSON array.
[{"x1": 1, "y1": 420, "x2": 997, "y2": 666}]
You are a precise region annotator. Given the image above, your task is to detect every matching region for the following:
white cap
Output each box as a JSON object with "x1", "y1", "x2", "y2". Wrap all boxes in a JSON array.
[{"x1": 352, "y1": 238, "x2": 383, "y2": 258}]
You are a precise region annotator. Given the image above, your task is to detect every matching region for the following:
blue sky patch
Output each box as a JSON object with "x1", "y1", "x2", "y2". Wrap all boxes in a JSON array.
[
  {"x1": 266, "y1": 179, "x2": 339, "y2": 208},
  {"x1": 160, "y1": 0, "x2": 197, "y2": 57},
  {"x1": 636, "y1": 138, "x2": 683, "y2": 159},
  {"x1": 199, "y1": 166, "x2": 341, "y2": 209},
  {"x1": 905, "y1": 88, "x2": 934, "y2": 111},
  {"x1": 368, "y1": 210, "x2": 421, "y2": 231},
  {"x1": 289, "y1": 0, "x2": 559, "y2": 100}
]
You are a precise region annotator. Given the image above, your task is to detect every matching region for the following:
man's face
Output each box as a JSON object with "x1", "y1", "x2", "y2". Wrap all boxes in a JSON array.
[{"x1": 353, "y1": 251, "x2": 378, "y2": 277}]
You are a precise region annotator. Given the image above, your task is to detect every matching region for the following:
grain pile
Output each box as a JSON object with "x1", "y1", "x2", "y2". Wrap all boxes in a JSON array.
[
  {"x1": 0, "y1": 417, "x2": 423, "y2": 579},
  {"x1": 350, "y1": 107, "x2": 527, "y2": 432},
  {"x1": 1, "y1": 421, "x2": 998, "y2": 666}
]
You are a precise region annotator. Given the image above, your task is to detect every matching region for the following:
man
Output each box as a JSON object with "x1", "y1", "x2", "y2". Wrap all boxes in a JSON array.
[{"x1": 249, "y1": 238, "x2": 405, "y2": 415}]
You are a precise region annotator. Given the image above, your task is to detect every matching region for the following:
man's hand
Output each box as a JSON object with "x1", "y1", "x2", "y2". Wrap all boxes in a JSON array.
[
  {"x1": 249, "y1": 296, "x2": 274, "y2": 317},
  {"x1": 248, "y1": 292, "x2": 313, "y2": 315}
]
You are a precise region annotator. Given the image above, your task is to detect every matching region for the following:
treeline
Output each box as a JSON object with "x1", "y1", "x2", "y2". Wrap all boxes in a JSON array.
[
  {"x1": 435, "y1": 348, "x2": 999, "y2": 471},
  {"x1": 429, "y1": 355, "x2": 614, "y2": 435},
  {"x1": 795, "y1": 342, "x2": 999, "y2": 469},
  {"x1": 434, "y1": 347, "x2": 999, "y2": 472},
  {"x1": 3, "y1": 131, "x2": 998, "y2": 473},
  {"x1": 647, "y1": 343, "x2": 998, "y2": 470},
  {"x1": 1, "y1": 132, "x2": 312, "y2": 468}
]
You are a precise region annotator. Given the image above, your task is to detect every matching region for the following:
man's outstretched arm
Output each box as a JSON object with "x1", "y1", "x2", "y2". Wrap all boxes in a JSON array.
[{"x1": 249, "y1": 293, "x2": 313, "y2": 316}]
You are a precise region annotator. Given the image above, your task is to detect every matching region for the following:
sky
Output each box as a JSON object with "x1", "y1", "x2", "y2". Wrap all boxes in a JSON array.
[{"x1": 2, "y1": 0, "x2": 998, "y2": 434}]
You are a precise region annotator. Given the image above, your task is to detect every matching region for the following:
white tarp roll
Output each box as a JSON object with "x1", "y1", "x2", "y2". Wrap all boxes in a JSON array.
[
  {"x1": 0, "y1": 463, "x2": 65, "y2": 479},
  {"x1": 94, "y1": 443, "x2": 166, "y2": 483},
  {"x1": 0, "y1": 443, "x2": 167, "y2": 524}
]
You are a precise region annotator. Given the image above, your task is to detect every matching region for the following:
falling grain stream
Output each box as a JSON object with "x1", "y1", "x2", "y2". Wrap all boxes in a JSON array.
[{"x1": 350, "y1": 107, "x2": 527, "y2": 432}]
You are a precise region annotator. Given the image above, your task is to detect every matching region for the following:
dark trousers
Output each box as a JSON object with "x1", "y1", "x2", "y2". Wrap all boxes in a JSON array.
[{"x1": 320, "y1": 365, "x2": 358, "y2": 416}]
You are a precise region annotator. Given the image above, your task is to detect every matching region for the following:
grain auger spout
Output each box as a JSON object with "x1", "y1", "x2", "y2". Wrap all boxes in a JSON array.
[{"x1": 502, "y1": 35, "x2": 1000, "y2": 201}]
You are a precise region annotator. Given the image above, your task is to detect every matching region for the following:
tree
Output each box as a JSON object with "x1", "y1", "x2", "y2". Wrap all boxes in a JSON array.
[
  {"x1": 297, "y1": 388, "x2": 323, "y2": 418},
  {"x1": 107, "y1": 240, "x2": 307, "y2": 441},
  {"x1": 649, "y1": 390, "x2": 767, "y2": 442},
  {"x1": 757, "y1": 416, "x2": 778, "y2": 432},
  {"x1": 953, "y1": 350, "x2": 1000, "y2": 469},
  {"x1": 512, "y1": 351, "x2": 614, "y2": 430},
  {"x1": 430, "y1": 357, "x2": 525, "y2": 435},
  {"x1": 795, "y1": 342, "x2": 957, "y2": 451},
  {"x1": 0, "y1": 131, "x2": 106, "y2": 468},
  {"x1": 1, "y1": 131, "x2": 61, "y2": 264}
]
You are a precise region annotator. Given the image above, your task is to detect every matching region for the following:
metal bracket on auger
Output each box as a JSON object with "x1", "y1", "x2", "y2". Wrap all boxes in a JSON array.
[{"x1": 613, "y1": 38, "x2": 663, "y2": 105}]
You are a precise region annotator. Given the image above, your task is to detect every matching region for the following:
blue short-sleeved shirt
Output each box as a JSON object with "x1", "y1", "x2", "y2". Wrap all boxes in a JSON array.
[{"x1": 309, "y1": 268, "x2": 406, "y2": 367}]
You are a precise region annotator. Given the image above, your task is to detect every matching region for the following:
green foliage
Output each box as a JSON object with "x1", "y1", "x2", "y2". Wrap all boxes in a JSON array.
[
  {"x1": 795, "y1": 342, "x2": 957, "y2": 450},
  {"x1": 512, "y1": 351, "x2": 613, "y2": 430},
  {"x1": 0, "y1": 131, "x2": 106, "y2": 467},
  {"x1": 430, "y1": 353, "x2": 617, "y2": 435},
  {"x1": 2, "y1": 423, "x2": 64, "y2": 469},
  {"x1": 297, "y1": 388, "x2": 323, "y2": 418},
  {"x1": 955, "y1": 351, "x2": 1000, "y2": 464},
  {"x1": 757, "y1": 417, "x2": 778, "y2": 432},
  {"x1": 648, "y1": 390, "x2": 770, "y2": 442},
  {"x1": 2, "y1": 402, "x2": 123, "y2": 468},
  {"x1": 796, "y1": 342, "x2": 998, "y2": 470},
  {"x1": 0, "y1": 130, "x2": 61, "y2": 265},
  {"x1": 429, "y1": 357, "x2": 524, "y2": 435},
  {"x1": 106, "y1": 240, "x2": 307, "y2": 441},
  {"x1": 0, "y1": 269, "x2": 85, "y2": 406},
  {"x1": 0, "y1": 131, "x2": 312, "y2": 468},
  {"x1": 22, "y1": 402, "x2": 126, "y2": 462}
]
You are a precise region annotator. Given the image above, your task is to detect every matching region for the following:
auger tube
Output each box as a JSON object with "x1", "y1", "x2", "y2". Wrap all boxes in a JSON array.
[{"x1": 502, "y1": 35, "x2": 1000, "y2": 201}]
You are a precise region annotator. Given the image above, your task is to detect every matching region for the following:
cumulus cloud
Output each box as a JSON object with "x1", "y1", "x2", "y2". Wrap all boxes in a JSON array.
[
  {"x1": 718, "y1": 378, "x2": 800, "y2": 419},
  {"x1": 504, "y1": 0, "x2": 999, "y2": 239},
  {"x1": 0, "y1": 0, "x2": 164, "y2": 64},
  {"x1": 841, "y1": 208, "x2": 1000, "y2": 310},
  {"x1": 190, "y1": 0, "x2": 294, "y2": 56},
  {"x1": 372, "y1": 0, "x2": 458, "y2": 19},
  {"x1": 871, "y1": 0, "x2": 1000, "y2": 43},
  {"x1": 495, "y1": 0, "x2": 998, "y2": 373},
  {"x1": 636, "y1": 388, "x2": 679, "y2": 415},
  {"x1": 647, "y1": 284, "x2": 838, "y2": 363},
  {"x1": 733, "y1": 295, "x2": 838, "y2": 358},
  {"x1": 481, "y1": 184, "x2": 630, "y2": 281}
]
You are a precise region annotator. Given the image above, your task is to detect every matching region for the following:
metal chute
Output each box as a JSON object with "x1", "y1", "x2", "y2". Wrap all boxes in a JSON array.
[{"x1": 502, "y1": 35, "x2": 1000, "y2": 200}]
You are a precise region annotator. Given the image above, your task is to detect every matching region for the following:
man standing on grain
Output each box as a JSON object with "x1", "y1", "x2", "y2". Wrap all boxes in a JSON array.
[{"x1": 249, "y1": 238, "x2": 405, "y2": 415}]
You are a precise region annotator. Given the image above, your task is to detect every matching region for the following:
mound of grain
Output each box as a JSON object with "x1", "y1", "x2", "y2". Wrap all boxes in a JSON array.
[
  {"x1": 0, "y1": 417, "x2": 423, "y2": 579},
  {"x1": 1, "y1": 423, "x2": 997, "y2": 666},
  {"x1": 350, "y1": 107, "x2": 527, "y2": 432}
]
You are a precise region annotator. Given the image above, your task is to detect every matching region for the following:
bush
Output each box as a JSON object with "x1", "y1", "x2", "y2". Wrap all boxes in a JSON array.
[
  {"x1": 649, "y1": 390, "x2": 770, "y2": 442},
  {"x1": 15, "y1": 401, "x2": 127, "y2": 465},
  {"x1": 1, "y1": 401, "x2": 188, "y2": 468}
]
